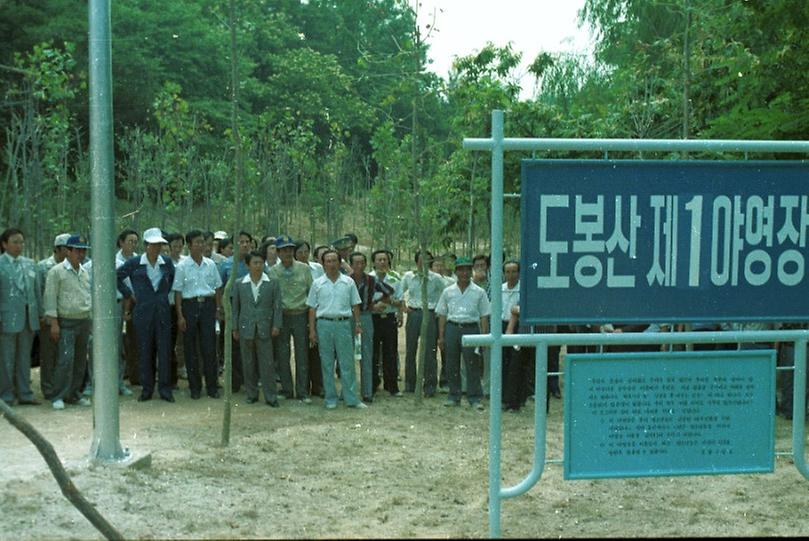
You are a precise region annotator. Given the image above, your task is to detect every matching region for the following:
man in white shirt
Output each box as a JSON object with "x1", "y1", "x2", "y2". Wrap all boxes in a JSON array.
[
  {"x1": 173, "y1": 229, "x2": 223, "y2": 400},
  {"x1": 500, "y1": 260, "x2": 525, "y2": 412},
  {"x1": 436, "y1": 257, "x2": 491, "y2": 410},
  {"x1": 307, "y1": 249, "x2": 366, "y2": 410}
]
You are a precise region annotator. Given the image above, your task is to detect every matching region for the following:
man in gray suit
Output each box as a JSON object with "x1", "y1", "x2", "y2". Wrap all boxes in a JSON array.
[
  {"x1": 232, "y1": 250, "x2": 283, "y2": 406},
  {"x1": 0, "y1": 228, "x2": 44, "y2": 405}
]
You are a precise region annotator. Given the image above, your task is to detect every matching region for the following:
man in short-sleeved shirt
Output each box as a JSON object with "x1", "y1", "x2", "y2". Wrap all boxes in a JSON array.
[
  {"x1": 306, "y1": 249, "x2": 365, "y2": 410},
  {"x1": 172, "y1": 229, "x2": 223, "y2": 399},
  {"x1": 267, "y1": 234, "x2": 314, "y2": 402},
  {"x1": 436, "y1": 257, "x2": 490, "y2": 410}
]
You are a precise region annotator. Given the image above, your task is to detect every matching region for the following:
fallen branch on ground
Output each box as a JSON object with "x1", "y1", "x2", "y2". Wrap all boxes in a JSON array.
[{"x1": 0, "y1": 399, "x2": 124, "y2": 541}]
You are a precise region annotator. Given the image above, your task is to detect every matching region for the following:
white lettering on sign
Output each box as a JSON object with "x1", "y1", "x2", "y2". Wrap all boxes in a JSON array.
[
  {"x1": 536, "y1": 193, "x2": 807, "y2": 290},
  {"x1": 538, "y1": 195, "x2": 570, "y2": 288}
]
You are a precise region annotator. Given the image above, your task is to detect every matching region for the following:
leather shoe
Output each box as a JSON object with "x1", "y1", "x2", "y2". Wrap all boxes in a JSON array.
[
  {"x1": 266, "y1": 400, "x2": 279, "y2": 408},
  {"x1": 362, "y1": 396, "x2": 373, "y2": 403},
  {"x1": 160, "y1": 395, "x2": 175, "y2": 403},
  {"x1": 18, "y1": 399, "x2": 41, "y2": 406},
  {"x1": 190, "y1": 391, "x2": 201, "y2": 400},
  {"x1": 246, "y1": 397, "x2": 258, "y2": 404},
  {"x1": 208, "y1": 390, "x2": 221, "y2": 399},
  {"x1": 138, "y1": 393, "x2": 152, "y2": 402}
]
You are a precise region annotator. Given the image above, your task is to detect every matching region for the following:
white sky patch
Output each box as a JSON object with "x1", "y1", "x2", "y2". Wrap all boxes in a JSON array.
[{"x1": 415, "y1": 0, "x2": 594, "y2": 99}]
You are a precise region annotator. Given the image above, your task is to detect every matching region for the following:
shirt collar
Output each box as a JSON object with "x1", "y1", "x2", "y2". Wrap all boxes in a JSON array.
[
  {"x1": 242, "y1": 273, "x2": 270, "y2": 284},
  {"x1": 140, "y1": 254, "x2": 164, "y2": 266},
  {"x1": 502, "y1": 281, "x2": 520, "y2": 292},
  {"x1": 62, "y1": 259, "x2": 83, "y2": 272}
]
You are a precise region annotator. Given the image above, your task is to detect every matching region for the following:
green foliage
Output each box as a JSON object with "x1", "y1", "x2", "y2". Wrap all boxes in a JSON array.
[
  {"x1": 1, "y1": 40, "x2": 86, "y2": 254},
  {"x1": 5, "y1": 0, "x2": 809, "y2": 258}
]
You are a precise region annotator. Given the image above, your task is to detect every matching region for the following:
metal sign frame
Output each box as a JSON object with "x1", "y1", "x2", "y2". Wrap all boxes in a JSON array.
[
  {"x1": 462, "y1": 110, "x2": 809, "y2": 538},
  {"x1": 519, "y1": 159, "x2": 809, "y2": 325}
]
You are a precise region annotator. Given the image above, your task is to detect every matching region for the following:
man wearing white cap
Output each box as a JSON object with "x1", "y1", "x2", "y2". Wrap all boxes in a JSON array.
[
  {"x1": 37, "y1": 232, "x2": 71, "y2": 399},
  {"x1": 210, "y1": 231, "x2": 228, "y2": 265},
  {"x1": 117, "y1": 227, "x2": 176, "y2": 402}
]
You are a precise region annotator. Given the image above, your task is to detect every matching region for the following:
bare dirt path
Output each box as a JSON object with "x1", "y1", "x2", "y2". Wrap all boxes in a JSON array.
[{"x1": 2, "y1": 359, "x2": 808, "y2": 539}]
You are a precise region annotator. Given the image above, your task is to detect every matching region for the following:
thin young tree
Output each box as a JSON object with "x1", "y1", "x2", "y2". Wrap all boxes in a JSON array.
[{"x1": 222, "y1": 0, "x2": 244, "y2": 447}]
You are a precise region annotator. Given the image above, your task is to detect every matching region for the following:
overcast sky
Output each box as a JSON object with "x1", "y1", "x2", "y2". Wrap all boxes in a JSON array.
[{"x1": 415, "y1": 0, "x2": 593, "y2": 99}]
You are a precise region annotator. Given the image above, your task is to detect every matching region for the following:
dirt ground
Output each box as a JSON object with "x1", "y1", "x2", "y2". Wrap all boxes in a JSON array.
[{"x1": 3, "y1": 337, "x2": 809, "y2": 540}]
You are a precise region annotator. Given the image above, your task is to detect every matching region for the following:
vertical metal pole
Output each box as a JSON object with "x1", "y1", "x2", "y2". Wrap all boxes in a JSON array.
[
  {"x1": 488, "y1": 110, "x2": 505, "y2": 538},
  {"x1": 792, "y1": 339, "x2": 809, "y2": 479},
  {"x1": 88, "y1": 0, "x2": 125, "y2": 461}
]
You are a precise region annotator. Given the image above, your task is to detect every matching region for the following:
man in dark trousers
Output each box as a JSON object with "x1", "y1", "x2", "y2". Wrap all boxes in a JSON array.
[
  {"x1": 173, "y1": 229, "x2": 223, "y2": 400},
  {"x1": 117, "y1": 227, "x2": 176, "y2": 403}
]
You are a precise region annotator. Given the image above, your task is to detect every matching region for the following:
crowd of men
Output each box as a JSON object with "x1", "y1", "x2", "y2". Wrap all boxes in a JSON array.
[
  {"x1": 1, "y1": 225, "x2": 801, "y2": 419},
  {"x1": 0, "y1": 226, "x2": 523, "y2": 413}
]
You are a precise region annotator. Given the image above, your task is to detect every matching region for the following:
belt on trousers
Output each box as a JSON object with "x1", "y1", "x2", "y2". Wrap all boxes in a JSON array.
[
  {"x1": 284, "y1": 308, "x2": 308, "y2": 315},
  {"x1": 408, "y1": 307, "x2": 435, "y2": 312},
  {"x1": 448, "y1": 320, "x2": 478, "y2": 329},
  {"x1": 318, "y1": 316, "x2": 350, "y2": 322},
  {"x1": 183, "y1": 296, "x2": 214, "y2": 303}
]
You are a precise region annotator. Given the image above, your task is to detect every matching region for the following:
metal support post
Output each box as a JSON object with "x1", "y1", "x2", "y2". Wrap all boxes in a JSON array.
[
  {"x1": 88, "y1": 0, "x2": 126, "y2": 461},
  {"x1": 792, "y1": 339, "x2": 809, "y2": 480},
  {"x1": 488, "y1": 110, "x2": 505, "y2": 538}
]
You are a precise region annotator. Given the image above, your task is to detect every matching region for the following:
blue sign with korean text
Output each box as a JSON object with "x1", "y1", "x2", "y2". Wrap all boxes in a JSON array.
[
  {"x1": 520, "y1": 160, "x2": 809, "y2": 324},
  {"x1": 563, "y1": 350, "x2": 776, "y2": 480}
]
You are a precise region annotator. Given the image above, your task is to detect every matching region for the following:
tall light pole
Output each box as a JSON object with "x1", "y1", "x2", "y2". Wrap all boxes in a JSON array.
[{"x1": 88, "y1": 0, "x2": 126, "y2": 461}]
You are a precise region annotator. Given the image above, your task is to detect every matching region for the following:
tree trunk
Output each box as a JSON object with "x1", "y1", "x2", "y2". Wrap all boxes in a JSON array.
[
  {"x1": 682, "y1": 0, "x2": 690, "y2": 141},
  {"x1": 222, "y1": 0, "x2": 244, "y2": 447}
]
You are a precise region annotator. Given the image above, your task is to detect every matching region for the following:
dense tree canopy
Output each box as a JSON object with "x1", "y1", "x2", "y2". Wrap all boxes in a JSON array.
[{"x1": 1, "y1": 0, "x2": 807, "y2": 258}]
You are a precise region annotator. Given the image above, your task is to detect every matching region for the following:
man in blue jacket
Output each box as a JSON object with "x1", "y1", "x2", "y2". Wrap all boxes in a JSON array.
[{"x1": 117, "y1": 227, "x2": 176, "y2": 403}]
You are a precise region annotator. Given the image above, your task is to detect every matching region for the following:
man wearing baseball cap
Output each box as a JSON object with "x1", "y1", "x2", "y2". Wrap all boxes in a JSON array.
[
  {"x1": 267, "y1": 234, "x2": 313, "y2": 402},
  {"x1": 117, "y1": 227, "x2": 176, "y2": 402},
  {"x1": 211, "y1": 231, "x2": 228, "y2": 265},
  {"x1": 37, "y1": 233, "x2": 71, "y2": 399},
  {"x1": 436, "y1": 256, "x2": 491, "y2": 411},
  {"x1": 43, "y1": 234, "x2": 92, "y2": 410}
]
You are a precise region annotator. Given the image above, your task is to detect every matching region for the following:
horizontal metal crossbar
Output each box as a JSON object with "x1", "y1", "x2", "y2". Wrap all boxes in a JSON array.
[
  {"x1": 463, "y1": 137, "x2": 809, "y2": 154},
  {"x1": 463, "y1": 330, "x2": 809, "y2": 348}
]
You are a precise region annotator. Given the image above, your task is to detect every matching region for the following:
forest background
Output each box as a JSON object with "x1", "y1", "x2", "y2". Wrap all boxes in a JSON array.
[{"x1": 2, "y1": 0, "x2": 808, "y2": 263}]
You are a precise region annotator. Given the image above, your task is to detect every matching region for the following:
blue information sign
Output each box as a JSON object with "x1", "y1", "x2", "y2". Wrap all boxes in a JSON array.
[
  {"x1": 563, "y1": 350, "x2": 776, "y2": 480},
  {"x1": 520, "y1": 160, "x2": 809, "y2": 324}
]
